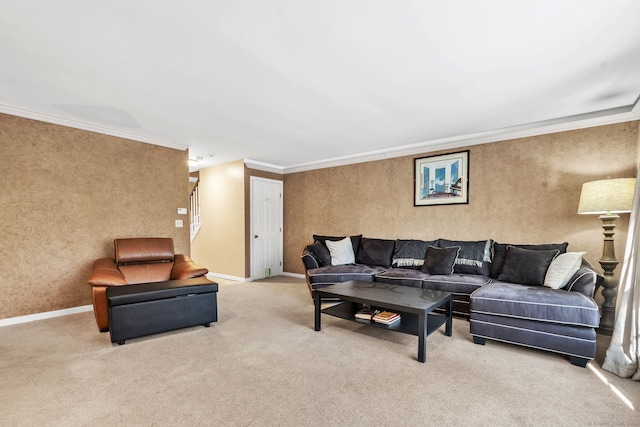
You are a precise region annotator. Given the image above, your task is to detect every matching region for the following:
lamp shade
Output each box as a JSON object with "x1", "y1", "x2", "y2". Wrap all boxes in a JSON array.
[{"x1": 577, "y1": 178, "x2": 636, "y2": 215}]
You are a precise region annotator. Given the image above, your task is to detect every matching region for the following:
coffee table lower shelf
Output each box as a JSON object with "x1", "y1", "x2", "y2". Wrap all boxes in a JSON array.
[
  {"x1": 322, "y1": 301, "x2": 448, "y2": 337},
  {"x1": 314, "y1": 281, "x2": 453, "y2": 363}
]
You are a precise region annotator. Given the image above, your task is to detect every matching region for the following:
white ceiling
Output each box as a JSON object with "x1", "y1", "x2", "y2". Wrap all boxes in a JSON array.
[{"x1": 2, "y1": 1, "x2": 640, "y2": 173}]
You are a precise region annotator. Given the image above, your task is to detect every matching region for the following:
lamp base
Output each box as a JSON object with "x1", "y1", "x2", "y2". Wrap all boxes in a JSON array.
[{"x1": 596, "y1": 214, "x2": 620, "y2": 336}]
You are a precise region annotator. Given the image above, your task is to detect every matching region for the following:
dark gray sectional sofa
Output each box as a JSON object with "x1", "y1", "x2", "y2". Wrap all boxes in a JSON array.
[{"x1": 301, "y1": 235, "x2": 602, "y2": 367}]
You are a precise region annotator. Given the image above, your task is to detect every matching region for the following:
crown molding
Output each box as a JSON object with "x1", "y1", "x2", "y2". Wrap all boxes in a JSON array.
[
  {"x1": 282, "y1": 102, "x2": 640, "y2": 174},
  {"x1": 632, "y1": 94, "x2": 640, "y2": 116},
  {"x1": 244, "y1": 159, "x2": 285, "y2": 174},
  {"x1": 0, "y1": 104, "x2": 189, "y2": 151},
  {"x1": 3, "y1": 98, "x2": 638, "y2": 176}
]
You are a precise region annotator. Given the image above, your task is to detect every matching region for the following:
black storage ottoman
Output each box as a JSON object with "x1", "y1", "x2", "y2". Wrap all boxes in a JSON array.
[{"x1": 106, "y1": 277, "x2": 218, "y2": 344}]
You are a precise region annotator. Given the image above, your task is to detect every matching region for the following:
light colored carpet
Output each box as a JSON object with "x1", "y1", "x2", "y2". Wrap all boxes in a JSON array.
[{"x1": 0, "y1": 276, "x2": 637, "y2": 426}]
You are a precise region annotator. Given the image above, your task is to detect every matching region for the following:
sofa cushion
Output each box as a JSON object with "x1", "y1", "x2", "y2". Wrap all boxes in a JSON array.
[
  {"x1": 498, "y1": 246, "x2": 559, "y2": 286},
  {"x1": 491, "y1": 242, "x2": 568, "y2": 278},
  {"x1": 438, "y1": 239, "x2": 493, "y2": 276},
  {"x1": 391, "y1": 239, "x2": 438, "y2": 268},
  {"x1": 421, "y1": 245, "x2": 460, "y2": 275},
  {"x1": 374, "y1": 268, "x2": 431, "y2": 288},
  {"x1": 470, "y1": 281, "x2": 600, "y2": 327},
  {"x1": 356, "y1": 238, "x2": 396, "y2": 268},
  {"x1": 326, "y1": 237, "x2": 356, "y2": 265},
  {"x1": 307, "y1": 264, "x2": 386, "y2": 285},
  {"x1": 306, "y1": 241, "x2": 331, "y2": 266},
  {"x1": 423, "y1": 273, "x2": 492, "y2": 295},
  {"x1": 544, "y1": 252, "x2": 585, "y2": 289},
  {"x1": 313, "y1": 234, "x2": 362, "y2": 256}
]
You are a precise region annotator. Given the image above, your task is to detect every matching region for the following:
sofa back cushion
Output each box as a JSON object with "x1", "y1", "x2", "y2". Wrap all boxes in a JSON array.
[
  {"x1": 438, "y1": 239, "x2": 493, "y2": 276},
  {"x1": 356, "y1": 238, "x2": 396, "y2": 268},
  {"x1": 392, "y1": 239, "x2": 438, "y2": 269},
  {"x1": 491, "y1": 242, "x2": 568, "y2": 278}
]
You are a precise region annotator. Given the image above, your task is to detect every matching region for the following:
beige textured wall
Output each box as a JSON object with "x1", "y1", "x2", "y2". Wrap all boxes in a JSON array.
[
  {"x1": 191, "y1": 159, "x2": 246, "y2": 278},
  {"x1": 283, "y1": 121, "x2": 639, "y2": 278},
  {"x1": 0, "y1": 113, "x2": 190, "y2": 319}
]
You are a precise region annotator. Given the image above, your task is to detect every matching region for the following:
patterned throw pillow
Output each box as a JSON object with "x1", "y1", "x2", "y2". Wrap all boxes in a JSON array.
[
  {"x1": 392, "y1": 239, "x2": 439, "y2": 268},
  {"x1": 438, "y1": 239, "x2": 493, "y2": 276}
]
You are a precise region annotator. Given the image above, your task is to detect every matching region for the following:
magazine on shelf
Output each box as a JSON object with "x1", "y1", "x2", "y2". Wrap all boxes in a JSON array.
[
  {"x1": 354, "y1": 307, "x2": 378, "y2": 320},
  {"x1": 372, "y1": 311, "x2": 401, "y2": 325}
]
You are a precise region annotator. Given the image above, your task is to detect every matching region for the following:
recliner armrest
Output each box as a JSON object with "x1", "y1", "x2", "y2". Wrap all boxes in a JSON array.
[
  {"x1": 88, "y1": 258, "x2": 127, "y2": 286},
  {"x1": 170, "y1": 254, "x2": 209, "y2": 279}
]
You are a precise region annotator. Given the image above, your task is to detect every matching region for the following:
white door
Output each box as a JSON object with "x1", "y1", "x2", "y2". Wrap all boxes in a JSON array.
[{"x1": 251, "y1": 177, "x2": 283, "y2": 280}]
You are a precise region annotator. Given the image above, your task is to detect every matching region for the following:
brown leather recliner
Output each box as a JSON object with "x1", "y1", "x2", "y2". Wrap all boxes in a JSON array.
[{"x1": 87, "y1": 238, "x2": 209, "y2": 331}]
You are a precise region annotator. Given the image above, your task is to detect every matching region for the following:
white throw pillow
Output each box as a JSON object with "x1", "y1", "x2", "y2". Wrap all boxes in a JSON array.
[
  {"x1": 543, "y1": 252, "x2": 585, "y2": 289},
  {"x1": 325, "y1": 237, "x2": 355, "y2": 265}
]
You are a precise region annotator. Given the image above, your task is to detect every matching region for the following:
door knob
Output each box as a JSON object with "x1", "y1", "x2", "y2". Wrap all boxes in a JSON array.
[{"x1": 254, "y1": 234, "x2": 259, "y2": 238}]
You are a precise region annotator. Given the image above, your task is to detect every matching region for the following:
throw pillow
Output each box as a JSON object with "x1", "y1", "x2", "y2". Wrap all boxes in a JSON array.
[
  {"x1": 307, "y1": 240, "x2": 332, "y2": 266},
  {"x1": 421, "y1": 245, "x2": 460, "y2": 275},
  {"x1": 313, "y1": 234, "x2": 362, "y2": 256},
  {"x1": 325, "y1": 237, "x2": 356, "y2": 265},
  {"x1": 543, "y1": 252, "x2": 586, "y2": 289},
  {"x1": 498, "y1": 246, "x2": 560, "y2": 286},
  {"x1": 356, "y1": 238, "x2": 396, "y2": 268},
  {"x1": 438, "y1": 239, "x2": 493, "y2": 276},
  {"x1": 392, "y1": 239, "x2": 439, "y2": 268},
  {"x1": 491, "y1": 242, "x2": 568, "y2": 278}
]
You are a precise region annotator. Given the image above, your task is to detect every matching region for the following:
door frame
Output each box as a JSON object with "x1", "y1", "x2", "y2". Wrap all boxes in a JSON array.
[{"x1": 249, "y1": 176, "x2": 284, "y2": 281}]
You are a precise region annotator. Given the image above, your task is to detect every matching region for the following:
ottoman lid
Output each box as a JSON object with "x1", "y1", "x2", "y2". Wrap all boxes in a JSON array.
[{"x1": 107, "y1": 277, "x2": 218, "y2": 307}]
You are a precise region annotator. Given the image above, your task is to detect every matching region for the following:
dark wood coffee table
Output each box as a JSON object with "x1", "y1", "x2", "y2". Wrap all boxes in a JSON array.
[{"x1": 314, "y1": 280, "x2": 452, "y2": 362}]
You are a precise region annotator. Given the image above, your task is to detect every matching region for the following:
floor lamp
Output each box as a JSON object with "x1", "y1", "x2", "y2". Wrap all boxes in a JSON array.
[{"x1": 577, "y1": 178, "x2": 636, "y2": 335}]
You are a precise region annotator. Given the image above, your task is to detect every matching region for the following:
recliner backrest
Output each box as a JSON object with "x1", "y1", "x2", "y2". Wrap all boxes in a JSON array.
[{"x1": 114, "y1": 238, "x2": 175, "y2": 284}]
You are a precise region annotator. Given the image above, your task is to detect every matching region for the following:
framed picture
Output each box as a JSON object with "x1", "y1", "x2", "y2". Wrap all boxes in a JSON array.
[{"x1": 414, "y1": 150, "x2": 469, "y2": 206}]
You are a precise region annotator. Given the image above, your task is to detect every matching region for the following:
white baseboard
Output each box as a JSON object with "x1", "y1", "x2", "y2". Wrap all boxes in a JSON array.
[
  {"x1": 207, "y1": 272, "x2": 305, "y2": 281},
  {"x1": 282, "y1": 272, "x2": 305, "y2": 279},
  {"x1": 206, "y1": 272, "x2": 250, "y2": 282},
  {"x1": 206, "y1": 272, "x2": 304, "y2": 282},
  {"x1": 0, "y1": 273, "x2": 305, "y2": 327},
  {"x1": 0, "y1": 305, "x2": 93, "y2": 328}
]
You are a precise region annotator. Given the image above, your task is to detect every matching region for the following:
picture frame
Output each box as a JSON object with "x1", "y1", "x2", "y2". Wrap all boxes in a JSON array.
[{"x1": 414, "y1": 150, "x2": 469, "y2": 206}]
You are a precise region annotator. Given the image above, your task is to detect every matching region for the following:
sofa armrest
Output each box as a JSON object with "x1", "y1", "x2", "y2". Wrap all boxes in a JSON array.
[
  {"x1": 88, "y1": 258, "x2": 127, "y2": 286},
  {"x1": 170, "y1": 254, "x2": 209, "y2": 280},
  {"x1": 565, "y1": 266, "x2": 602, "y2": 298},
  {"x1": 301, "y1": 247, "x2": 320, "y2": 271}
]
